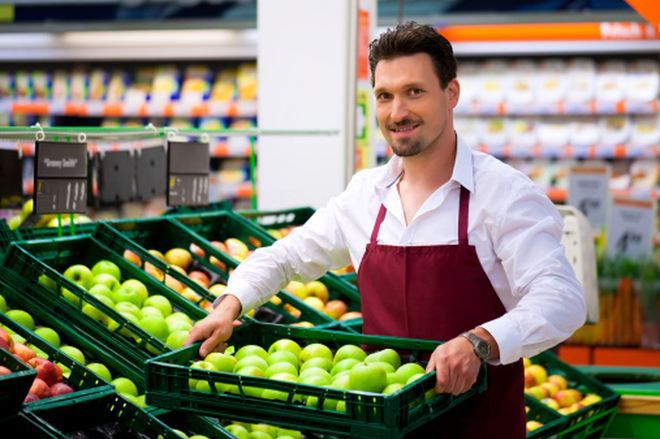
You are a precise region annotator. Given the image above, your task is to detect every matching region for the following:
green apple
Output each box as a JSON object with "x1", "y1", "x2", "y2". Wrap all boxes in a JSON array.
[
  {"x1": 235, "y1": 365, "x2": 266, "y2": 398},
  {"x1": 92, "y1": 273, "x2": 120, "y2": 292},
  {"x1": 119, "y1": 279, "x2": 148, "y2": 305},
  {"x1": 235, "y1": 345, "x2": 268, "y2": 362},
  {"x1": 166, "y1": 330, "x2": 190, "y2": 350},
  {"x1": 38, "y1": 274, "x2": 58, "y2": 293},
  {"x1": 396, "y1": 363, "x2": 426, "y2": 383},
  {"x1": 349, "y1": 363, "x2": 387, "y2": 393},
  {"x1": 91, "y1": 260, "x2": 121, "y2": 281},
  {"x1": 234, "y1": 355, "x2": 269, "y2": 372},
  {"x1": 167, "y1": 319, "x2": 192, "y2": 333},
  {"x1": 189, "y1": 360, "x2": 217, "y2": 390},
  {"x1": 114, "y1": 312, "x2": 140, "y2": 337},
  {"x1": 267, "y1": 338, "x2": 302, "y2": 357},
  {"x1": 60, "y1": 345, "x2": 86, "y2": 365},
  {"x1": 189, "y1": 436, "x2": 210, "y2": 439},
  {"x1": 172, "y1": 429, "x2": 189, "y2": 439},
  {"x1": 266, "y1": 350, "x2": 299, "y2": 369},
  {"x1": 365, "y1": 349, "x2": 401, "y2": 369},
  {"x1": 276, "y1": 429, "x2": 302, "y2": 439},
  {"x1": 88, "y1": 284, "x2": 114, "y2": 301},
  {"x1": 28, "y1": 344, "x2": 49, "y2": 359},
  {"x1": 61, "y1": 287, "x2": 83, "y2": 306},
  {"x1": 141, "y1": 306, "x2": 164, "y2": 320},
  {"x1": 383, "y1": 383, "x2": 404, "y2": 395},
  {"x1": 0, "y1": 294, "x2": 7, "y2": 312},
  {"x1": 251, "y1": 424, "x2": 279, "y2": 437},
  {"x1": 299, "y1": 372, "x2": 331, "y2": 387},
  {"x1": 87, "y1": 362, "x2": 113, "y2": 382},
  {"x1": 134, "y1": 394, "x2": 147, "y2": 408},
  {"x1": 6, "y1": 309, "x2": 35, "y2": 330},
  {"x1": 115, "y1": 302, "x2": 143, "y2": 320},
  {"x1": 386, "y1": 372, "x2": 405, "y2": 386},
  {"x1": 137, "y1": 315, "x2": 169, "y2": 342},
  {"x1": 369, "y1": 361, "x2": 396, "y2": 374},
  {"x1": 265, "y1": 362, "x2": 298, "y2": 378},
  {"x1": 63, "y1": 264, "x2": 94, "y2": 290},
  {"x1": 82, "y1": 293, "x2": 115, "y2": 323},
  {"x1": 225, "y1": 424, "x2": 249, "y2": 439},
  {"x1": 335, "y1": 400, "x2": 347, "y2": 412},
  {"x1": 300, "y1": 357, "x2": 332, "y2": 373},
  {"x1": 143, "y1": 295, "x2": 172, "y2": 317},
  {"x1": 111, "y1": 377, "x2": 138, "y2": 397},
  {"x1": 248, "y1": 432, "x2": 270, "y2": 439},
  {"x1": 333, "y1": 344, "x2": 366, "y2": 364},
  {"x1": 166, "y1": 312, "x2": 192, "y2": 326},
  {"x1": 331, "y1": 358, "x2": 360, "y2": 376},
  {"x1": 406, "y1": 373, "x2": 435, "y2": 399},
  {"x1": 204, "y1": 352, "x2": 236, "y2": 373},
  {"x1": 112, "y1": 287, "x2": 143, "y2": 308},
  {"x1": 56, "y1": 362, "x2": 71, "y2": 379},
  {"x1": 34, "y1": 327, "x2": 61, "y2": 347},
  {"x1": 299, "y1": 343, "x2": 332, "y2": 364}
]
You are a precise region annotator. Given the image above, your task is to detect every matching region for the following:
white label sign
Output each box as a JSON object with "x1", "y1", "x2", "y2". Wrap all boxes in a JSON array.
[
  {"x1": 606, "y1": 197, "x2": 655, "y2": 258},
  {"x1": 568, "y1": 166, "x2": 610, "y2": 230}
]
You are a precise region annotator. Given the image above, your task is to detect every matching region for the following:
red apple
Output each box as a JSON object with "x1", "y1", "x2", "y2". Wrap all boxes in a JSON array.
[
  {"x1": 29, "y1": 378, "x2": 51, "y2": 399},
  {"x1": 0, "y1": 327, "x2": 15, "y2": 352},
  {"x1": 164, "y1": 275, "x2": 185, "y2": 293},
  {"x1": 324, "y1": 300, "x2": 347, "y2": 319},
  {"x1": 28, "y1": 358, "x2": 62, "y2": 386},
  {"x1": 338, "y1": 311, "x2": 362, "y2": 321},
  {"x1": 0, "y1": 365, "x2": 12, "y2": 375},
  {"x1": 524, "y1": 369, "x2": 537, "y2": 388},
  {"x1": 189, "y1": 243, "x2": 205, "y2": 258},
  {"x1": 145, "y1": 263, "x2": 165, "y2": 281},
  {"x1": 188, "y1": 271, "x2": 210, "y2": 288},
  {"x1": 211, "y1": 240, "x2": 229, "y2": 254},
  {"x1": 123, "y1": 249, "x2": 142, "y2": 266},
  {"x1": 24, "y1": 393, "x2": 40, "y2": 403},
  {"x1": 209, "y1": 256, "x2": 226, "y2": 272},
  {"x1": 50, "y1": 382, "x2": 74, "y2": 396},
  {"x1": 13, "y1": 343, "x2": 36, "y2": 363}
]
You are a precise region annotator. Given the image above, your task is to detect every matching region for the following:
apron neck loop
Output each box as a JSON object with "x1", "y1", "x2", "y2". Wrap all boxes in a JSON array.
[
  {"x1": 458, "y1": 185, "x2": 470, "y2": 245},
  {"x1": 371, "y1": 204, "x2": 388, "y2": 244}
]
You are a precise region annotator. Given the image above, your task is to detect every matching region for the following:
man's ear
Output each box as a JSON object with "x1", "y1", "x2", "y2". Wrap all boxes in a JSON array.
[{"x1": 447, "y1": 79, "x2": 460, "y2": 109}]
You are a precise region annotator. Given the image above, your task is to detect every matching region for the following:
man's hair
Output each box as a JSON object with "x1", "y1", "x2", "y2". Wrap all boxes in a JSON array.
[{"x1": 368, "y1": 21, "x2": 457, "y2": 89}]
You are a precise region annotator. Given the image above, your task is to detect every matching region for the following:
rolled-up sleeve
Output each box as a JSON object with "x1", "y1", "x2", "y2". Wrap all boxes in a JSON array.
[{"x1": 480, "y1": 178, "x2": 587, "y2": 364}]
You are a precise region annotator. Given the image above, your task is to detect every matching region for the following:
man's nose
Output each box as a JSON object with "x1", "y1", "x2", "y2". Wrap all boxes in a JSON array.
[{"x1": 390, "y1": 96, "x2": 409, "y2": 121}]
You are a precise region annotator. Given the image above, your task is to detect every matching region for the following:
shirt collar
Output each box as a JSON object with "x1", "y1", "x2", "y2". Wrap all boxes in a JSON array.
[{"x1": 374, "y1": 134, "x2": 474, "y2": 197}]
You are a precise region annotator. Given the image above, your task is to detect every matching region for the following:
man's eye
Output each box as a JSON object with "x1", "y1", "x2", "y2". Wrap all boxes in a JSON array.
[
  {"x1": 376, "y1": 93, "x2": 391, "y2": 101},
  {"x1": 410, "y1": 88, "x2": 423, "y2": 96}
]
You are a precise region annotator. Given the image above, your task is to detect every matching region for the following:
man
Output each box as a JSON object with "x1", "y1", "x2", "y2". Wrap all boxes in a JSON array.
[{"x1": 185, "y1": 22, "x2": 586, "y2": 437}]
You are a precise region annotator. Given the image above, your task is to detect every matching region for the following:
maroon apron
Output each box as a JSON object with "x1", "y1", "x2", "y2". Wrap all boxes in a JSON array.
[{"x1": 357, "y1": 186, "x2": 525, "y2": 438}]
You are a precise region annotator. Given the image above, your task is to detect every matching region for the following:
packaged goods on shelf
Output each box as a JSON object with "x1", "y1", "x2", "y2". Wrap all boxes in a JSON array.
[
  {"x1": 0, "y1": 72, "x2": 13, "y2": 98},
  {"x1": 15, "y1": 71, "x2": 32, "y2": 99},
  {"x1": 180, "y1": 65, "x2": 212, "y2": 104},
  {"x1": 70, "y1": 68, "x2": 88, "y2": 102},
  {"x1": 88, "y1": 69, "x2": 108, "y2": 101},
  {"x1": 151, "y1": 65, "x2": 180, "y2": 104},
  {"x1": 596, "y1": 60, "x2": 627, "y2": 104},
  {"x1": 237, "y1": 63, "x2": 257, "y2": 101},
  {"x1": 509, "y1": 117, "x2": 539, "y2": 150},
  {"x1": 538, "y1": 118, "x2": 571, "y2": 149},
  {"x1": 509, "y1": 59, "x2": 538, "y2": 106},
  {"x1": 537, "y1": 59, "x2": 567, "y2": 105},
  {"x1": 211, "y1": 68, "x2": 237, "y2": 102},
  {"x1": 455, "y1": 61, "x2": 479, "y2": 108},
  {"x1": 626, "y1": 59, "x2": 659, "y2": 103},
  {"x1": 32, "y1": 71, "x2": 50, "y2": 100},
  {"x1": 630, "y1": 115, "x2": 660, "y2": 148},
  {"x1": 569, "y1": 117, "x2": 601, "y2": 149},
  {"x1": 478, "y1": 117, "x2": 508, "y2": 148},
  {"x1": 599, "y1": 116, "x2": 631, "y2": 147},
  {"x1": 566, "y1": 58, "x2": 596, "y2": 105},
  {"x1": 51, "y1": 70, "x2": 69, "y2": 101},
  {"x1": 106, "y1": 70, "x2": 127, "y2": 103},
  {"x1": 478, "y1": 59, "x2": 509, "y2": 105}
]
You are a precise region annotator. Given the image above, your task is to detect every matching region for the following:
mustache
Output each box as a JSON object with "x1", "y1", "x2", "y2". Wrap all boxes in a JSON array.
[{"x1": 387, "y1": 119, "x2": 421, "y2": 130}]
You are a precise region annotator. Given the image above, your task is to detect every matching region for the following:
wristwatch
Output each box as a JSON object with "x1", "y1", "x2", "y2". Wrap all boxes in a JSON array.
[{"x1": 460, "y1": 331, "x2": 491, "y2": 362}]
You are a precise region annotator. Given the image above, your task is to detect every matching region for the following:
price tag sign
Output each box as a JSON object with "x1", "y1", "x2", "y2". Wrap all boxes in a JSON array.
[
  {"x1": 0, "y1": 149, "x2": 23, "y2": 208},
  {"x1": 34, "y1": 141, "x2": 88, "y2": 214},
  {"x1": 99, "y1": 150, "x2": 135, "y2": 204},
  {"x1": 568, "y1": 166, "x2": 610, "y2": 229},
  {"x1": 136, "y1": 146, "x2": 166, "y2": 201},
  {"x1": 606, "y1": 197, "x2": 655, "y2": 258},
  {"x1": 167, "y1": 141, "x2": 209, "y2": 207}
]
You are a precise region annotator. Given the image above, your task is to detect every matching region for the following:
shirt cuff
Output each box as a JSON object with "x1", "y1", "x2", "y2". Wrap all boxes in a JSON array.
[
  {"x1": 213, "y1": 278, "x2": 257, "y2": 317},
  {"x1": 479, "y1": 314, "x2": 523, "y2": 366}
]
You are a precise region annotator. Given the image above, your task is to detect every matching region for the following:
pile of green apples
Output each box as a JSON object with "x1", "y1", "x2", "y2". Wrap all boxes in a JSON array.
[
  {"x1": 0, "y1": 293, "x2": 149, "y2": 408},
  {"x1": 47, "y1": 260, "x2": 195, "y2": 350},
  {"x1": 188, "y1": 338, "x2": 432, "y2": 410},
  {"x1": 223, "y1": 422, "x2": 304, "y2": 439}
]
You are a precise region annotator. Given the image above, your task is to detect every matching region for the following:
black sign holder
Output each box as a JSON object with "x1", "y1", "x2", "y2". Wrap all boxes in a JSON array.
[
  {"x1": 166, "y1": 141, "x2": 210, "y2": 207},
  {"x1": 0, "y1": 149, "x2": 23, "y2": 208}
]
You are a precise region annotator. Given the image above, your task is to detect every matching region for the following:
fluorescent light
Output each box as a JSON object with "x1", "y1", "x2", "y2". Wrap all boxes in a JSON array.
[
  {"x1": 58, "y1": 29, "x2": 257, "y2": 47},
  {"x1": 0, "y1": 33, "x2": 55, "y2": 47}
]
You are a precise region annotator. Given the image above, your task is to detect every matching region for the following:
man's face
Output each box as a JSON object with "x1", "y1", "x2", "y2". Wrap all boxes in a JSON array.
[{"x1": 373, "y1": 53, "x2": 458, "y2": 157}]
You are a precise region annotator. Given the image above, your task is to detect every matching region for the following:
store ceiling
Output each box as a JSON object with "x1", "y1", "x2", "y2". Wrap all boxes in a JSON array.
[{"x1": 5, "y1": 0, "x2": 641, "y2": 29}]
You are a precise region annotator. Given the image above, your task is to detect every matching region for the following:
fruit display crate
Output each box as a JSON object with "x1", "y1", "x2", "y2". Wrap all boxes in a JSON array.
[
  {"x1": 0, "y1": 345, "x2": 37, "y2": 418},
  {"x1": 528, "y1": 351, "x2": 620, "y2": 438},
  {"x1": 0, "y1": 308, "x2": 112, "y2": 409},
  {"x1": 146, "y1": 320, "x2": 487, "y2": 439},
  {"x1": 0, "y1": 410, "x2": 64, "y2": 437},
  {"x1": 15, "y1": 221, "x2": 98, "y2": 242},
  {"x1": 97, "y1": 217, "x2": 332, "y2": 328},
  {"x1": 23, "y1": 387, "x2": 186, "y2": 438},
  {"x1": 0, "y1": 273, "x2": 146, "y2": 392},
  {"x1": 153, "y1": 409, "x2": 237, "y2": 438},
  {"x1": 525, "y1": 396, "x2": 569, "y2": 438},
  {"x1": 164, "y1": 200, "x2": 233, "y2": 216},
  {"x1": 0, "y1": 236, "x2": 207, "y2": 366},
  {"x1": 0, "y1": 219, "x2": 15, "y2": 248},
  {"x1": 174, "y1": 212, "x2": 362, "y2": 324}
]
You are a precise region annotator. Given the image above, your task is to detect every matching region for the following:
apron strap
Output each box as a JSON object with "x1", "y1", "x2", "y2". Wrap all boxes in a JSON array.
[
  {"x1": 458, "y1": 186, "x2": 470, "y2": 245},
  {"x1": 370, "y1": 204, "x2": 387, "y2": 244}
]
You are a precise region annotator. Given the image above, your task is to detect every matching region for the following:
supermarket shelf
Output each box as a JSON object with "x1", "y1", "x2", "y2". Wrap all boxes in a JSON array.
[
  {"x1": 560, "y1": 345, "x2": 660, "y2": 368},
  {"x1": 0, "y1": 99, "x2": 257, "y2": 119},
  {"x1": 218, "y1": 181, "x2": 253, "y2": 199},
  {"x1": 546, "y1": 187, "x2": 658, "y2": 203},
  {"x1": 455, "y1": 100, "x2": 659, "y2": 116},
  {"x1": 478, "y1": 144, "x2": 659, "y2": 160}
]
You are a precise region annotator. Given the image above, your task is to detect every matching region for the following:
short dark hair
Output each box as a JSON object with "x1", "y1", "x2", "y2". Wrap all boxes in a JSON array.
[{"x1": 368, "y1": 21, "x2": 457, "y2": 89}]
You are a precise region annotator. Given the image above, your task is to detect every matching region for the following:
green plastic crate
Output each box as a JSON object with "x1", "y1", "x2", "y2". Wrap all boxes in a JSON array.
[
  {"x1": 0, "y1": 273, "x2": 146, "y2": 389},
  {"x1": 154, "y1": 410, "x2": 236, "y2": 438},
  {"x1": 527, "y1": 351, "x2": 620, "y2": 438},
  {"x1": 0, "y1": 311, "x2": 111, "y2": 409},
  {"x1": 175, "y1": 212, "x2": 362, "y2": 324},
  {"x1": 24, "y1": 387, "x2": 184, "y2": 438},
  {"x1": 0, "y1": 410, "x2": 65, "y2": 438},
  {"x1": 146, "y1": 320, "x2": 487, "y2": 439},
  {"x1": 525, "y1": 396, "x2": 567, "y2": 438},
  {"x1": 165, "y1": 200, "x2": 233, "y2": 216},
  {"x1": 0, "y1": 219, "x2": 16, "y2": 249},
  {"x1": 103, "y1": 217, "x2": 336, "y2": 327},
  {"x1": 0, "y1": 236, "x2": 205, "y2": 365},
  {"x1": 0, "y1": 346, "x2": 37, "y2": 418},
  {"x1": 15, "y1": 221, "x2": 97, "y2": 242}
]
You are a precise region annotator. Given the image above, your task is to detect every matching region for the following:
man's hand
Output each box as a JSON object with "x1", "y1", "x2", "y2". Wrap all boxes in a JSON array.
[
  {"x1": 184, "y1": 294, "x2": 243, "y2": 357},
  {"x1": 425, "y1": 336, "x2": 481, "y2": 396}
]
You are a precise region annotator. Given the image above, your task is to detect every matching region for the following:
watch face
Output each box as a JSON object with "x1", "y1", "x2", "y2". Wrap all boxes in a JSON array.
[{"x1": 476, "y1": 341, "x2": 490, "y2": 360}]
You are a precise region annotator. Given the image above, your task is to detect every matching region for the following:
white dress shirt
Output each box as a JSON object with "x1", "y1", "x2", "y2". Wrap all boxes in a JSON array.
[{"x1": 226, "y1": 137, "x2": 586, "y2": 365}]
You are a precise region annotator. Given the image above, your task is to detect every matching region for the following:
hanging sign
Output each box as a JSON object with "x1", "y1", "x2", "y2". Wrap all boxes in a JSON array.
[
  {"x1": 34, "y1": 141, "x2": 88, "y2": 214},
  {"x1": 167, "y1": 141, "x2": 209, "y2": 207},
  {"x1": 606, "y1": 197, "x2": 655, "y2": 258},
  {"x1": 136, "y1": 146, "x2": 166, "y2": 201},
  {"x1": 99, "y1": 150, "x2": 135, "y2": 204},
  {"x1": 568, "y1": 165, "x2": 610, "y2": 230}
]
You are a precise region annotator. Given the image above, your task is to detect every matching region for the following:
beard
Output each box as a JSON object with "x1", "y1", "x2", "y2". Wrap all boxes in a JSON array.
[{"x1": 390, "y1": 138, "x2": 424, "y2": 157}]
